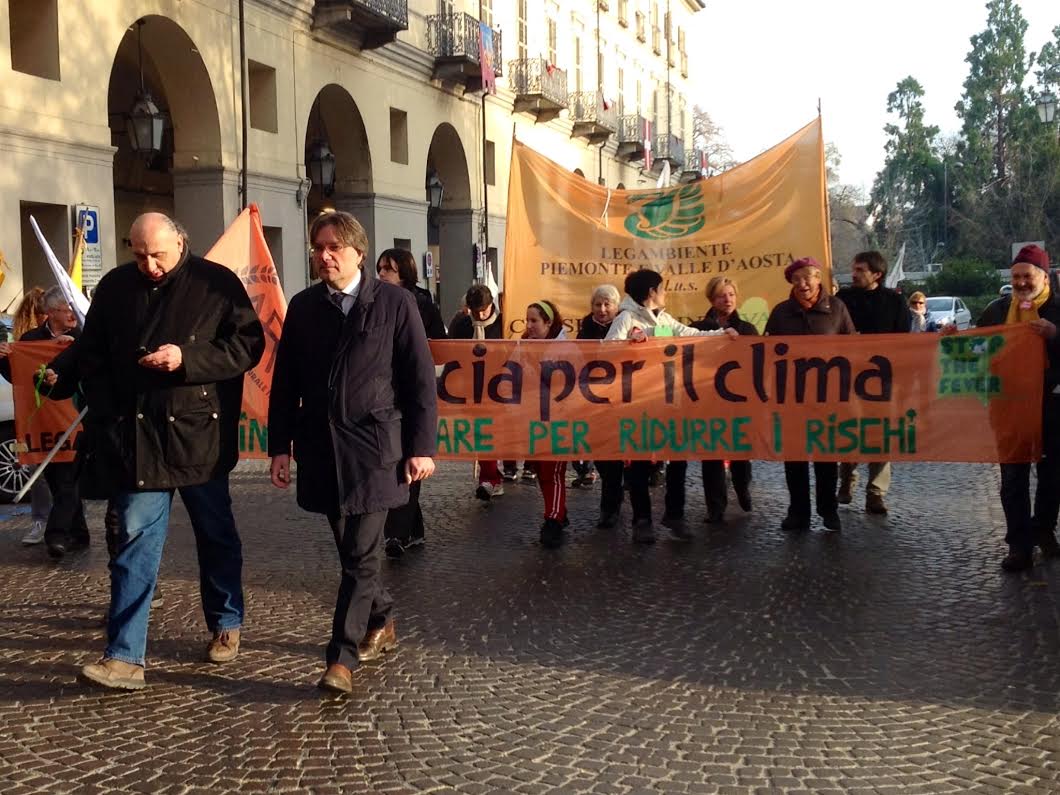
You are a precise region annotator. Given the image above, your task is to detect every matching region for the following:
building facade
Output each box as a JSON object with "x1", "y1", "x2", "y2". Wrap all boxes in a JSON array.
[{"x1": 1, "y1": 0, "x2": 704, "y2": 318}]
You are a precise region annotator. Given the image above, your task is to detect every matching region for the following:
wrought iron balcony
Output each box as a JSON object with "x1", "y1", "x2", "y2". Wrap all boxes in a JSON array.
[
  {"x1": 312, "y1": 0, "x2": 408, "y2": 50},
  {"x1": 509, "y1": 57, "x2": 568, "y2": 123},
  {"x1": 681, "y1": 149, "x2": 707, "y2": 182},
  {"x1": 426, "y1": 12, "x2": 502, "y2": 92},
  {"x1": 653, "y1": 133, "x2": 684, "y2": 169},
  {"x1": 617, "y1": 114, "x2": 648, "y2": 160},
  {"x1": 569, "y1": 91, "x2": 618, "y2": 144}
]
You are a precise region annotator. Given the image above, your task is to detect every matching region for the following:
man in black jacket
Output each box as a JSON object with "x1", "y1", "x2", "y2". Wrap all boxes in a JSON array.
[
  {"x1": 0, "y1": 286, "x2": 86, "y2": 557},
  {"x1": 65, "y1": 213, "x2": 264, "y2": 691},
  {"x1": 977, "y1": 245, "x2": 1060, "y2": 571},
  {"x1": 269, "y1": 211, "x2": 437, "y2": 694},
  {"x1": 835, "y1": 251, "x2": 912, "y2": 515}
]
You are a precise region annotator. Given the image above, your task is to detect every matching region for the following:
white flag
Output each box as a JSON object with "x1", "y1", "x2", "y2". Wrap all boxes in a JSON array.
[
  {"x1": 30, "y1": 216, "x2": 91, "y2": 326},
  {"x1": 484, "y1": 261, "x2": 500, "y2": 299},
  {"x1": 884, "y1": 242, "x2": 906, "y2": 290},
  {"x1": 655, "y1": 160, "x2": 671, "y2": 189}
]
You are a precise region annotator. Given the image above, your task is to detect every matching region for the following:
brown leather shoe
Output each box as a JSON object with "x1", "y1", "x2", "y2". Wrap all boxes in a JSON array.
[
  {"x1": 865, "y1": 493, "x2": 888, "y2": 515},
  {"x1": 357, "y1": 620, "x2": 397, "y2": 662},
  {"x1": 80, "y1": 657, "x2": 146, "y2": 691},
  {"x1": 318, "y1": 663, "x2": 354, "y2": 694},
  {"x1": 205, "y1": 629, "x2": 240, "y2": 663}
]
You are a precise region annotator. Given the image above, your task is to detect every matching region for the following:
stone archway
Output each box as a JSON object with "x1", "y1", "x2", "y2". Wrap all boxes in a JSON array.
[
  {"x1": 107, "y1": 15, "x2": 224, "y2": 253},
  {"x1": 304, "y1": 84, "x2": 374, "y2": 272},
  {"x1": 426, "y1": 123, "x2": 473, "y2": 319}
]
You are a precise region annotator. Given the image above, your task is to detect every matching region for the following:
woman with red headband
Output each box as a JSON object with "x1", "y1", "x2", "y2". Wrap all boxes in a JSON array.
[{"x1": 523, "y1": 300, "x2": 571, "y2": 548}]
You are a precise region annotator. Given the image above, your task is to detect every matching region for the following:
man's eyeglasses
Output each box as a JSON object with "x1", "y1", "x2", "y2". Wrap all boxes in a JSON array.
[{"x1": 309, "y1": 243, "x2": 349, "y2": 257}]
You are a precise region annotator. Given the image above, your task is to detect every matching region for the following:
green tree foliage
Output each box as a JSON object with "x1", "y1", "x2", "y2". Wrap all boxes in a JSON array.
[
  {"x1": 827, "y1": 144, "x2": 870, "y2": 269},
  {"x1": 949, "y1": 0, "x2": 1060, "y2": 262},
  {"x1": 924, "y1": 257, "x2": 1001, "y2": 297},
  {"x1": 871, "y1": 2, "x2": 1059, "y2": 272},
  {"x1": 870, "y1": 77, "x2": 945, "y2": 267}
]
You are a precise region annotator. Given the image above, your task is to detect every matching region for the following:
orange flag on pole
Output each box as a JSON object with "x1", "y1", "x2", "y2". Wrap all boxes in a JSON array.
[{"x1": 205, "y1": 205, "x2": 287, "y2": 459}]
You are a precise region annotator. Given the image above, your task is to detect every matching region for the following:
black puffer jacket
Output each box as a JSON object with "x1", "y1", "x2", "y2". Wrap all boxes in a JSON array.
[
  {"x1": 692, "y1": 308, "x2": 758, "y2": 336},
  {"x1": 72, "y1": 252, "x2": 265, "y2": 492},
  {"x1": 411, "y1": 285, "x2": 447, "y2": 340},
  {"x1": 836, "y1": 286, "x2": 911, "y2": 334},
  {"x1": 576, "y1": 313, "x2": 613, "y2": 340}
]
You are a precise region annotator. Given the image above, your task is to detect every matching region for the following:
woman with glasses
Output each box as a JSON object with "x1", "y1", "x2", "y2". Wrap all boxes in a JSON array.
[
  {"x1": 375, "y1": 248, "x2": 446, "y2": 559},
  {"x1": 908, "y1": 291, "x2": 930, "y2": 332}
]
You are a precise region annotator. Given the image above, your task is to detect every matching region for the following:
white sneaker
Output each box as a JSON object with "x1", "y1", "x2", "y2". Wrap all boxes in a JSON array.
[{"x1": 21, "y1": 521, "x2": 46, "y2": 546}]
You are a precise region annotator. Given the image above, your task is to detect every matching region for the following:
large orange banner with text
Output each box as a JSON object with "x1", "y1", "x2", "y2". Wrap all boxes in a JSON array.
[
  {"x1": 431, "y1": 326, "x2": 1043, "y2": 463},
  {"x1": 501, "y1": 119, "x2": 832, "y2": 337}
]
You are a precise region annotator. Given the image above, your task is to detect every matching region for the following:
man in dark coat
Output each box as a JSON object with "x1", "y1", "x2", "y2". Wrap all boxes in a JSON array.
[
  {"x1": 835, "y1": 251, "x2": 912, "y2": 515},
  {"x1": 66, "y1": 213, "x2": 264, "y2": 691},
  {"x1": 0, "y1": 286, "x2": 86, "y2": 557},
  {"x1": 977, "y1": 245, "x2": 1060, "y2": 571},
  {"x1": 268, "y1": 211, "x2": 437, "y2": 695}
]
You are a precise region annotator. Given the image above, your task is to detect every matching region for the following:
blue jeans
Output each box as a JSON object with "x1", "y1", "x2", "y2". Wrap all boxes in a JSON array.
[{"x1": 106, "y1": 475, "x2": 244, "y2": 666}]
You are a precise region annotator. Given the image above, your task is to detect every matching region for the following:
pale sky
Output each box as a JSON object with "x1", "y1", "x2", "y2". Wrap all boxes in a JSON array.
[{"x1": 691, "y1": 0, "x2": 1059, "y2": 195}]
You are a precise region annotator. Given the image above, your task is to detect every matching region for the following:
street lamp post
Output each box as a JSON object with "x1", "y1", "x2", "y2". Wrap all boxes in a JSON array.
[{"x1": 1038, "y1": 91, "x2": 1058, "y2": 141}]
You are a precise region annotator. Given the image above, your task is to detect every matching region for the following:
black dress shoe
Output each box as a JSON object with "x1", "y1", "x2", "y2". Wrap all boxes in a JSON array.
[
  {"x1": 661, "y1": 513, "x2": 692, "y2": 539},
  {"x1": 596, "y1": 511, "x2": 620, "y2": 529},
  {"x1": 1001, "y1": 550, "x2": 1034, "y2": 572},
  {"x1": 735, "y1": 486, "x2": 752, "y2": 512},
  {"x1": 820, "y1": 512, "x2": 842, "y2": 532},
  {"x1": 384, "y1": 538, "x2": 405, "y2": 559},
  {"x1": 539, "y1": 518, "x2": 565, "y2": 549},
  {"x1": 704, "y1": 511, "x2": 724, "y2": 525},
  {"x1": 47, "y1": 543, "x2": 66, "y2": 560},
  {"x1": 780, "y1": 513, "x2": 810, "y2": 532},
  {"x1": 1036, "y1": 528, "x2": 1060, "y2": 559}
]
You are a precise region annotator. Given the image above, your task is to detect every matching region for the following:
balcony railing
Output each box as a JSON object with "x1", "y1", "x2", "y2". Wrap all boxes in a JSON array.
[
  {"x1": 312, "y1": 0, "x2": 408, "y2": 49},
  {"x1": 653, "y1": 133, "x2": 684, "y2": 168},
  {"x1": 426, "y1": 12, "x2": 502, "y2": 89},
  {"x1": 509, "y1": 57, "x2": 568, "y2": 122},
  {"x1": 682, "y1": 149, "x2": 707, "y2": 181},
  {"x1": 569, "y1": 91, "x2": 619, "y2": 143},
  {"x1": 617, "y1": 113, "x2": 648, "y2": 160}
]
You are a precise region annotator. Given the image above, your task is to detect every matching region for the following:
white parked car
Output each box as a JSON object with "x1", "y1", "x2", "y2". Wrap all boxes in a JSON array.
[
  {"x1": 0, "y1": 315, "x2": 32, "y2": 502},
  {"x1": 925, "y1": 296, "x2": 972, "y2": 331}
]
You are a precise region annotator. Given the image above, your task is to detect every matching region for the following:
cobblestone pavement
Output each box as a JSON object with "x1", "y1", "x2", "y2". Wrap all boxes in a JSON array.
[{"x1": 0, "y1": 460, "x2": 1058, "y2": 794}]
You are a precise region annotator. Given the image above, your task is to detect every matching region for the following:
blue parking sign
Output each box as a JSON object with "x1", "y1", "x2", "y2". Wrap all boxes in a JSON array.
[{"x1": 78, "y1": 208, "x2": 99, "y2": 244}]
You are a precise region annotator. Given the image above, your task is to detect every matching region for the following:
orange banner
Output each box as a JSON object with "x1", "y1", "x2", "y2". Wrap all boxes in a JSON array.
[
  {"x1": 502, "y1": 119, "x2": 831, "y2": 336},
  {"x1": 431, "y1": 326, "x2": 1044, "y2": 463},
  {"x1": 10, "y1": 341, "x2": 81, "y2": 464},
  {"x1": 205, "y1": 204, "x2": 287, "y2": 459}
]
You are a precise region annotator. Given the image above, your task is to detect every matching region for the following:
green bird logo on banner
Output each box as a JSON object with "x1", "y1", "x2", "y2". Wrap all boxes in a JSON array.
[{"x1": 624, "y1": 183, "x2": 706, "y2": 240}]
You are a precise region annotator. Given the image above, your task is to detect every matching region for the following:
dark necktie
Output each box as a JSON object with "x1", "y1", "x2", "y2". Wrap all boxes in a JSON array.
[{"x1": 330, "y1": 292, "x2": 345, "y2": 313}]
